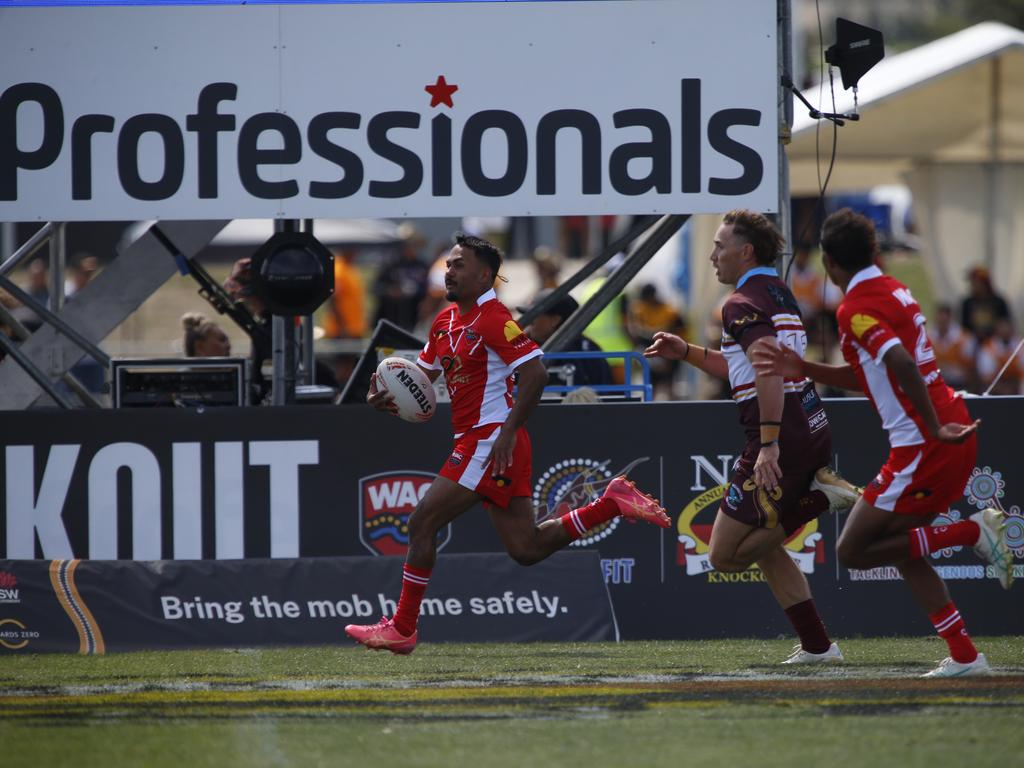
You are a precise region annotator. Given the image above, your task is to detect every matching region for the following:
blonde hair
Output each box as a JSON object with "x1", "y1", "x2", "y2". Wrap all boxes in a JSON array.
[{"x1": 182, "y1": 312, "x2": 220, "y2": 357}]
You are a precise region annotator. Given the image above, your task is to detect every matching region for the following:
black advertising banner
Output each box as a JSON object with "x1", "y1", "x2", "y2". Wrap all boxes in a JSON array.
[
  {"x1": 0, "y1": 551, "x2": 616, "y2": 653},
  {"x1": 1, "y1": 397, "x2": 1022, "y2": 647}
]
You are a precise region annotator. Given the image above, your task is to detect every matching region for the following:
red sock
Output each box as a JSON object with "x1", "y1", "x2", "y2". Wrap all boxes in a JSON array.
[
  {"x1": 908, "y1": 521, "x2": 980, "y2": 559},
  {"x1": 559, "y1": 498, "x2": 619, "y2": 541},
  {"x1": 392, "y1": 564, "x2": 431, "y2": 637},
  {"x1": 929, "y1": 602, "x2": 978, "y2": 663},
  {"x1": 784, "y1": 599, "x2": 832, "y2": 654}
]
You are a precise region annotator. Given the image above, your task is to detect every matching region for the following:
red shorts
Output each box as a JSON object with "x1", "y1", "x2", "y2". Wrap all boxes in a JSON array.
[
  {"x1": 438, "y1": 424, "x2": 532, "y2": 509},
  {"x1": 862, "y1": 435, "x2": 977, "y2": 515}
]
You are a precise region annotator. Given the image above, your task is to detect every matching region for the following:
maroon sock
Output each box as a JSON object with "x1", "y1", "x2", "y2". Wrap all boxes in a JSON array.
[
  {"x1": 392, "y1": 564, "x2": 431, "y2": 637},
  {"x1": 784, "y1": 598, "x2": 832, "y2": 654},
  {"x1": 559, "y1": 497, "x2": 619, "y2": 541}
]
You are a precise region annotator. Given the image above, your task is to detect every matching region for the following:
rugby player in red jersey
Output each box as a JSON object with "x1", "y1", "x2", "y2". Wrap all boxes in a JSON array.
[
  {"x1": 645, "y1": 210, "x2": 859, "y2": 664},
  {"x1": 754, "y1": 208, "x2": 1013, "y2": 677},
  {"x1": 345, "y1": 234, "x2": 670, "y2": 654}
]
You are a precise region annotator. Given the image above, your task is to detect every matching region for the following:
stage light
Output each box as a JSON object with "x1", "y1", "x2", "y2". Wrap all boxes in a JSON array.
[{"x1": 251, "y1": 231, "x2": 334, "y2": 316}]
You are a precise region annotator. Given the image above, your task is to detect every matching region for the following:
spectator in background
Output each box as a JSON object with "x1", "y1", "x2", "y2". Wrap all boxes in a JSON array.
[
  {"x1": 373, "y1": 224, "x2": 429, "y2": 331},
  {"x1": 531, "y1": 246, "x2": 563, "y2": 291},
  {"x1": 11, "y1": 258, "x2": 49, "y2": 332},
  {"x1": 581, "y1": 257, "x2": 632, "y2": 383},
  {"x1": 0, "y1": 290, "x2": 17, "y2": 359},
  {"x1": 419, "y1": 243, "x2": 454, "y2": 332},
  {"x1": 628, "y1": 283, "x2": 687, "y2": 399},
  {"x1": 64, "y1": 253, "x2": 99, "y2": 300},
  {"x1": 182, "y1": 312, "x2": 231, "y2": 357},
  {"x1": 27, "y1": 258, "x2": 49, "y2": 305},
  {"x1": 928, "y1": 303, "x2": 977, "y2": 393},
  {"x1": 977, "y1": 317, "x2": 1023, "y2": 395},
  {"x1": 520, "y1": 289, "x2": 612, "y2": 390},
  {"x1": 789, "y1": 246, "x2": 841, "y2": 353},
  {"x1": 322, "y1": 249, "x2": 367, "y2": 339},
  {"x1": 790, "y1": 246, "x2": 824, "y2": 321},
  {"x1": 961, "y1": 266, "x2": 1010, "y2": 342}
]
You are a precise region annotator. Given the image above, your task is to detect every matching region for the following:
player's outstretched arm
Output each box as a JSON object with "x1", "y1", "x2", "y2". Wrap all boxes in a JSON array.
[
  {"x1": 882, "y1": 344, "x2": 980, "y2": 444},
  {"x1": 751, "y1": 343, "x2": 861, "y2": 391},
  {"x1": 490, "y1": 357, "x2": 548, "y2": 475},
  {"x1": 644, "y1": 331, "x2": 730, "y2": 380}
]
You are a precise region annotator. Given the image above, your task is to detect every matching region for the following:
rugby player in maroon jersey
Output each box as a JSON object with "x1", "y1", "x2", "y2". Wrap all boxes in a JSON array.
[{"x1": 646, "y1": 210, "x2": 859, "y2": 664}]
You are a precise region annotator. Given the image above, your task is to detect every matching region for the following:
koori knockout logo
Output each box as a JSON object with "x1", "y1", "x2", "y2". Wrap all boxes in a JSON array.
[
  {"x1": 676, "y1": 485, "x2": 823, "y2": 582},
  {"x1": 358, "y1": 471, "x2": 451, "y2": 557},
  {"x1": 533, "y1": 457, "x2": 649, "y2": 547},
  {"x1": 0, "y1": 570, "x2": 19, "y2": 604}
]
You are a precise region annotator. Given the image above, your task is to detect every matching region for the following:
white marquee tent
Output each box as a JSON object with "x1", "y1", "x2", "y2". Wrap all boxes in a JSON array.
[{"x1": 788, "y1": 21, "x2": 1024, "y2": 321}]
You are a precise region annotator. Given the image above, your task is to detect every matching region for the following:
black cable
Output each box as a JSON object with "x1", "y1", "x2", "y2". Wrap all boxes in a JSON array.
[{"x1": 784, "y1": 0, "x2": 838, "y2": 285}]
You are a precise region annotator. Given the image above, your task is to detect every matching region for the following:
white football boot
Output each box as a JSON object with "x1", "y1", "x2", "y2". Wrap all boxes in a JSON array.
[
  {"x1": 781, "y1": 642, "x2": 844, "y2": 664},
  {"x1": 922, "y1": 653, "x2": 992, "y2": 678},
  {"x1": 969, "y1": 508, "x2": 1014, "y2": 590}
]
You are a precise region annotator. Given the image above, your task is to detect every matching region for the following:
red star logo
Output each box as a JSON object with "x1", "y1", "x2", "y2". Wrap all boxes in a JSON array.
[{"x1": 425, "y1": 75, "x2": 458, "y2": 108}]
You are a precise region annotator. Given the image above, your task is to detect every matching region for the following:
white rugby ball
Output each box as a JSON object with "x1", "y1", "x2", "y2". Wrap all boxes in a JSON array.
[{"x1": 375, "y1": 357, "x2": 436, "y2": 423}]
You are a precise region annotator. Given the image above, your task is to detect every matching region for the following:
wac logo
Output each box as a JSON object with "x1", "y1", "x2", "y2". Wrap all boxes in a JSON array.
[
  {"x1": 0, "y1": 571, "x2": 19, "y2": 604},
  {"x1": 676, "y1": 484, "x2": 823, "y2": 579},
  {"x1": 358, "y1": 471, "x2": 450, "y2": 556}
]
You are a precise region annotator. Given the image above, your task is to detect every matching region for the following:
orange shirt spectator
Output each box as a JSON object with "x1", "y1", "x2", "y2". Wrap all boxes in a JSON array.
[
  {"x1": 323, "y1": 250, "x2": 367, "y2": 338},
  {"x1": 977, "y1": 318, "x2": 1023, "y2": 395},
  {"x1": 790, "y1": 256, "x2": 824, "y2": 318},
  {"x1": 928, "y1": 304, "x2": 977, "y2": 392}
]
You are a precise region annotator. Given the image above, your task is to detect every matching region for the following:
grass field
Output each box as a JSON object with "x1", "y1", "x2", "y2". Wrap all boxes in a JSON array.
[{"x1": 2, "y1": 637, "x2": 1023, "y2": 768}]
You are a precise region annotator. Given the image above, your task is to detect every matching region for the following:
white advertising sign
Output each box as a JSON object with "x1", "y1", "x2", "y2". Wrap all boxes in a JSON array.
[{"x1": 0, "y1": 1, "x2": 778, "y2": 221}]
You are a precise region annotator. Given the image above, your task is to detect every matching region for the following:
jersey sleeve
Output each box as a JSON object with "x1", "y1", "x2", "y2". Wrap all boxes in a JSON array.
[
  {"x1": 418, "y1": 318, "x2": 443, "y2": 371},
  {"x1": 721, "y1": 297, "x2": 774, "y2": 352},
  {"x1": 482, "y1": 304, "x2": 544, "y2": 369},
  {"x1": 838, "y1": 302, "x2": 901, "y2": 364}
]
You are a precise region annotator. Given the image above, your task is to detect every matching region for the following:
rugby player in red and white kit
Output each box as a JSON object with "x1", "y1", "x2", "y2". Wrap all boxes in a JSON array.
[
  {"x1": 345, "y1": 234, "x2": 670, "y2": 654},
  {"x1": 755, "y1": 209, "x2": 1013, "y2": 678}
]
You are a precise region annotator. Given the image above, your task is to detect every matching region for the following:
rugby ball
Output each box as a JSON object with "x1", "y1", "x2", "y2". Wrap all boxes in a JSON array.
[{"x1": 375, "y1": 357, "x2": 436, "y2": 423}]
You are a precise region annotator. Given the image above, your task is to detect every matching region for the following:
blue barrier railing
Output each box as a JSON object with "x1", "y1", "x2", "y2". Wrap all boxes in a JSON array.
[{"x1": 540, "y1": 350, "x2": 653, "y2": 402}]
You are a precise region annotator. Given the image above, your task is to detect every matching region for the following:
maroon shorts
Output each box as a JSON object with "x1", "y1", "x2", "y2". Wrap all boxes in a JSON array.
[
  {"x1": 720, "y1": 432, "x2": 832, "y2": 534},
  {"x1": 862, "y1": 436, "x2": 977, "y2": 515},
  {"x1": 438, "y1": 424, "x2": 532, "y2": 509},
  {"x1": 720, "y1": 464, "x2": 824, "y2": 535}
]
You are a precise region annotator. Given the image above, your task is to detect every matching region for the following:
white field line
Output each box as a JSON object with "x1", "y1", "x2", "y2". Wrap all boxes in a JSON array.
[{"x1": 3, "y1": 665, "x2": 1022, "y2": 699}]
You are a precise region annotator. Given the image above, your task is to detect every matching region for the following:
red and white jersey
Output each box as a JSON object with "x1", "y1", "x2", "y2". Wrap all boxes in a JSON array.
[
  {"x1": 419, "y1": 289, "x2": 543, "y2": 437},
  {"x1": 837, "y1": 266, "x2": 960, "y2": 448}
]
